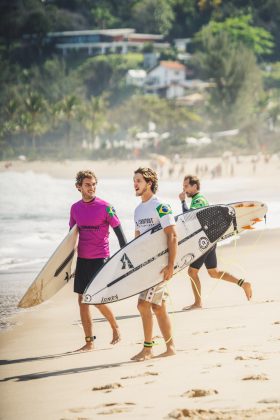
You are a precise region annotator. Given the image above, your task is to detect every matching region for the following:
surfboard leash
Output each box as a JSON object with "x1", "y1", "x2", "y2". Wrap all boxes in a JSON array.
[{"x1": 187, "y1": 224, "x2": 266, "y2": 304}]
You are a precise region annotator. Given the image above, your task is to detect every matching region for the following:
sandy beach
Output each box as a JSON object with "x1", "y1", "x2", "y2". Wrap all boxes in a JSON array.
[
  {"x1": 0, "y1": 156, "x2": 280, "y2": 419},
  {"x1": 1, "y1": 153, "x2": 279, "y2": 180}
]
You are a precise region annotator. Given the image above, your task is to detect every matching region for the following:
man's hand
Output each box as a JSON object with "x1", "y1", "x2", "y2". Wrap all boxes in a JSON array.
[
  {"x1": 160, "y1": 264, "x2": 174, "y2": 282},
  {"x1": 179, "y1": 191, "x2": 186, "y2": 201}
]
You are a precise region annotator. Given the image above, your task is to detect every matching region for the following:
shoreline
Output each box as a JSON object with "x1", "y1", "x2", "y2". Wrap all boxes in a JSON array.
[{"x1": 1, "y1": 154, "x2": 279, "y2": 179}]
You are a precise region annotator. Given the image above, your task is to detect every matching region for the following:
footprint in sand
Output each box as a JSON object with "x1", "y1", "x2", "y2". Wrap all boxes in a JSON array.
[
  {"x1": 235, "y1": 355, "x2": 266, "y2": 361},
  {"x1": 208, "y1": 348, "x2": 227, "y2": 353},
  {"x1": 168, "y1": 407, "x2": 280, "y2": 419},
  {"x1": 68, "y1": 406, "x2": 88, "y2": 413},
  {"x1": 242, "y1": 374, "x2": 269, "y2": 381},
  {"x1": 96, "y1": 402, "x2": 136, "y2": 415},
  {"x1": 258, "y1": 398, "x2": 280, "y2": 404},
  {"x1": 121, "y1": 371, "x2": 159, "y2": 379},
  {"x1": 92, "y1": 383, "x2": 122, "y2": 391},
  {"x1": 181, "y1": 389, "x2": 218, "y2": 398},
  {"x1": 273, "y1": 321, "x2": 280, "y2": 325}
]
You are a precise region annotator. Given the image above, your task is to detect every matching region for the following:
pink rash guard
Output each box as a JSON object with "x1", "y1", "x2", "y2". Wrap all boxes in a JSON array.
[{"x1": 69, "y1": 197, "x2": 120, "y2": 259}]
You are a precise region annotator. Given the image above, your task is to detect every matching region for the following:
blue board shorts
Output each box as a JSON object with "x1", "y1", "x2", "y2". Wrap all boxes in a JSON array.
[{"x1": 74, "y1": 257, "x2": 105, "y2": 294}]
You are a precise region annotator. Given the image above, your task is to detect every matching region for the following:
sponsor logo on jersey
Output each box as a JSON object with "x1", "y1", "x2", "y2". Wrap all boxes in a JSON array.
[
  {"x1": 192, "y1": 198, "x2": 206, "y2": 208},
  {"x1": 106, "y1": 205, "x2": 116, "y2": 217},
  {"x1": 156, "y1": 203, "x2": 172, "y2": 218}
]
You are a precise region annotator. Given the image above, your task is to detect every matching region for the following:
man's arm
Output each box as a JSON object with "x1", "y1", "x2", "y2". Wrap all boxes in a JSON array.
[
  {"x1": 161, "y1": 225, "x2": 178, "y2": 281},
  {"x1": 113, "y1": 224, "x2": 127, "y2": 248},
  {"x1": 179, "y1": 191, "x2": 189, "y2": 213}
]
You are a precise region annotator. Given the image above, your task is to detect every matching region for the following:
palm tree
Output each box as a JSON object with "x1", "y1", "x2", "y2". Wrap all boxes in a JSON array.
[
  {"x1": 79, "y1": 95, "x2": 108, "y2": 149},
  {"x1": 59, "y1": 95, "x2": 80, "y2": 150},
  {"x1": 22, "y1": 91, "x2": 47, "y2": 151}
]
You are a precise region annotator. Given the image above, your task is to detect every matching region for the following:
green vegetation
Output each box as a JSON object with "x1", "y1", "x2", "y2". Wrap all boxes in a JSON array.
[{"x1": 0, "y1": 0, "x2": 279, "y2": 160}]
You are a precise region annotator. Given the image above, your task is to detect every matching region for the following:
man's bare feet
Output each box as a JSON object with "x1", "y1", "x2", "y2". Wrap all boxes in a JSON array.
[
  {"x1": 182, "y1": 303, "x2": 202, "y2": 311},
  {"x1": 74, "y1": 342, "x2": 94, "y2": 352},
  {"x1": 131, "y1": 348, "x2": 153, "y2": 361},
  {"x1": 155, "y1": 346, "x2": 176, "y2": 358},
  {"x1": 242, "y1": 282, "x2": 252, "y2": 300},
  {"x1": 111, "y1": 326, "x2": 121, "y2": 345}
]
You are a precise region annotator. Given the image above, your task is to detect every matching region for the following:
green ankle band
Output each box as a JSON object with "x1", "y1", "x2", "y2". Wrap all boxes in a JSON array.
[
  {"x1": 144, "y1": 341, "x2": 154, "y2": 348},
  {"x1": 85, "y1": 336, "x2": 96, "y2": 342},
  {"x1": 237, "y1": 279, "x2": 244, "y2": 287}
]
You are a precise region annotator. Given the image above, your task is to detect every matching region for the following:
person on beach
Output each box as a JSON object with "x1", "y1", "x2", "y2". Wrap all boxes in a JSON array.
[
  {"x1": 69, "y1": 170, "x2": 127, "y2": 351},
  {"x1": 131, "y1": 167, "x2": 177, "y2": 361},
  {"x1": 179, "y1": 174, "x2": 252, "y2": 310}
]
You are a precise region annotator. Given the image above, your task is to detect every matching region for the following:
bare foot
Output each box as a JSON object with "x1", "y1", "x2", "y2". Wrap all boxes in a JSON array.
[
  {"x1": 155, "y1": 346, "x2": 176, "y2": 358},
  {"x1": 111, "y1": 326, "x2": 121, "y2": 345},
  {"x1": 242, "y1": 282, "x2": 252, "y2": 300},
  {"x1": 182, "y1": 303, "x2": 202, "y2": 311},
  {"x1": 131, "y1": 348, "x2": 153, "y2": 361},
  {"x1": 74, "y1": 342, "x2": 94, "y2": 352}
]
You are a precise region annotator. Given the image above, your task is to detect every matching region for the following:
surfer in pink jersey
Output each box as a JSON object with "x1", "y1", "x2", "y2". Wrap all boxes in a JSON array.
[
  {"x1": 131, "y1": 167, "x2": 177, "y2": 361},
  {"x1": 70, "y1": 170, "x2": 127, "y2": 352}
]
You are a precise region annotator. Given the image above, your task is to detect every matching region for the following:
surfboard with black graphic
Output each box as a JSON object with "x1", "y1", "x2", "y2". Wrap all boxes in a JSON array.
[
  {"x1": 83, "y1": 204, "x2": 238, "y2": 305},
  {"x1": 18, "y1": 225, "x2": 78, "y2": 308}
]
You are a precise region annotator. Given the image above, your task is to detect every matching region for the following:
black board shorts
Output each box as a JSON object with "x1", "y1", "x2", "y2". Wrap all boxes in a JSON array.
[
  {"x1": 74, "y1": 257, "x2": 105, "y2": 294},
  {"x1": 190, "y1": 245, "x2": 217, "y2": 270}
]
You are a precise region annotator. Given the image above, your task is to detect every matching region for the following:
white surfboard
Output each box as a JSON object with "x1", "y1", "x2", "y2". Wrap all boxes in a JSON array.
[
  {"x1": 220, "y1": 201, "x2": 267, "y2": 240},
  {"x1": 18, "y1": 225, "x2": 78, "y2": 308},
  {"x1": 83, "y1": 205, "x2": 235, "y2": 305}
]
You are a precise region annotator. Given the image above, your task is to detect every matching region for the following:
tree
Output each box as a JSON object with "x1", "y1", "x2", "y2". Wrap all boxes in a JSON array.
[
  {"x1": 21, "y1": 90, "x2": 47, "y2": 151},
  {"x1": 193, "y1": 32, "x2": 263, "y2": 131},
  {"x1": 79, "y1": 95, "x2": 108, "y2": 147},
  {"x1": 90, "y1": 4, "x2": 119, "y2": 29},
  {"x1": 109, "y1": 94, "x2": 201, "y2": 153},
  {"x1": 131, "y1": 0, "x2": 175, "y2": 36},
  {"x1": 195, "y1": 15, "x2": 274, "y2": 57},
  {"x1": 59, "y1": 94, "x2": 80, "y2": 150}
]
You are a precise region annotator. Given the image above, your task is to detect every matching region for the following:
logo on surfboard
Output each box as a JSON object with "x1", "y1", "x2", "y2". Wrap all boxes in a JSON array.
[
  {"x1": 120, "y1": 253, "x2": 134, "y2": 269},
  {"x1": 174, "y1": 253, "x2": 195, "y2": 270},
  {"x1": 199, "y1": 237, "x2": 209, "y2": 250}
]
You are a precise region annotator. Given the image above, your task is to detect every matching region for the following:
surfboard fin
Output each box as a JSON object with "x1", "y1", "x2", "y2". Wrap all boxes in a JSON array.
[
  {"x1": 251, "y1": 218, "x2": 263, "y2": 222},
  {"x1": 242, "y1": 225, "x2": 255, "y2": 230}
]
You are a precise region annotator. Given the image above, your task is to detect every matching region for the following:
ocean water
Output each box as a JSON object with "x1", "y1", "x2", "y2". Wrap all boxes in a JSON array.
[{"x1": 0, "y1": 171, "x2": 279, "y2": 329}]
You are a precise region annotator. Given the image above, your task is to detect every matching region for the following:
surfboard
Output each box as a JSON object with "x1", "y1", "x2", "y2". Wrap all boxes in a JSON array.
[
  {"x1": 18, "y1": 225, "x2": 78, "y2": 308},
  {"x1": 220, "y1": 201, "x2": 267, "y2": 240},
  {"x1": 83, "y1": 205, "x2": 235, "y2": 305}
]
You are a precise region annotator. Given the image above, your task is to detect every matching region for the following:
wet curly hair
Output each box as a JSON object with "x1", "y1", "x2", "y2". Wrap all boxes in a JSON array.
[
  {"x1": 134, "y1": 167, "x2": 158, "y2": 193},
  {"x1": 75, "y1": 170, "x2": 97, "y2": 187}
]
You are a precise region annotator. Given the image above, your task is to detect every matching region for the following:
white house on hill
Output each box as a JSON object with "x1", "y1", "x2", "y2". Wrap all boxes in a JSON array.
[{"x1": 145, "y1": 61, "x2": 186, "y2": 99}]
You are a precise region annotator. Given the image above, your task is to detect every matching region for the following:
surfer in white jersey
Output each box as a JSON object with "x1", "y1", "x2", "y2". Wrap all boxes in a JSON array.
[{"x1": 131, "y1": 167, "x2": 177, "y2": 361}]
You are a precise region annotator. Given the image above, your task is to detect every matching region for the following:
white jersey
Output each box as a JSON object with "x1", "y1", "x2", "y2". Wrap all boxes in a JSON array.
[{"x1": 134, "y1": 195, "x2": 175, "y2": 235}]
